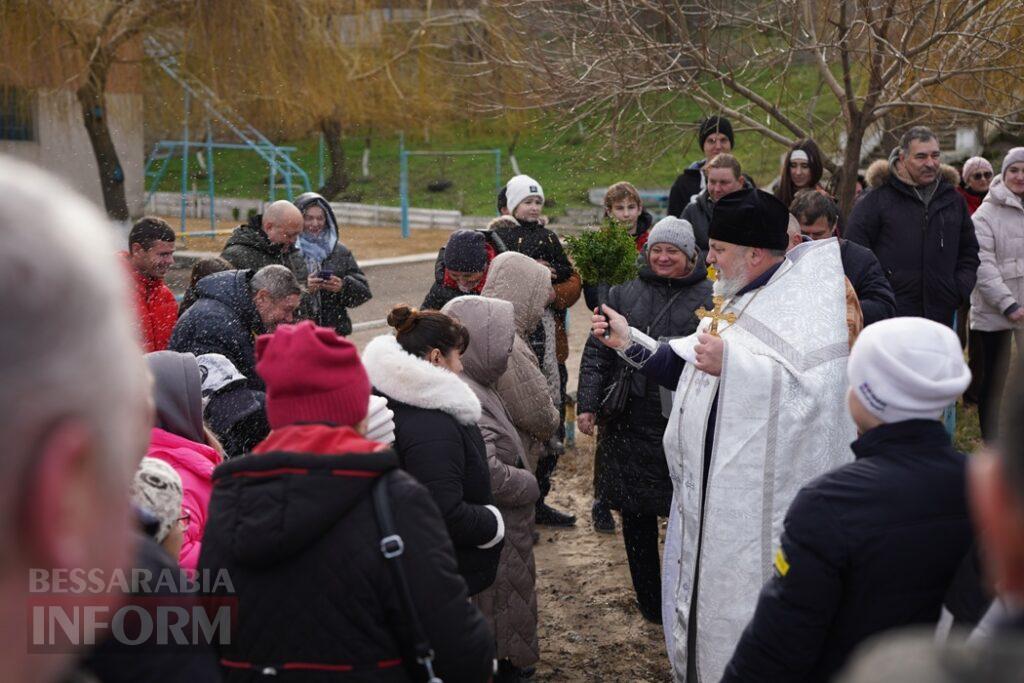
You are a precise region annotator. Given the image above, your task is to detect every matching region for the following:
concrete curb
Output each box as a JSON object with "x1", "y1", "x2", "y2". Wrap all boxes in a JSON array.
[
  {"x1": 174, "y1": 250, "x2": 438, "y2": 269},
  {"x1": 351, "y1": 318, "x2": 389, "y2": 332}
]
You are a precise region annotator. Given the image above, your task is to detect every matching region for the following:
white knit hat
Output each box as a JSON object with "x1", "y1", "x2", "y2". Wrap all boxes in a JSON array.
[
  {"x1": 505, "y1": 175, "x2": 544, "y2": 215},
  {"x1": 847, "y1": 317, "x2": 971, "y2": 423}
]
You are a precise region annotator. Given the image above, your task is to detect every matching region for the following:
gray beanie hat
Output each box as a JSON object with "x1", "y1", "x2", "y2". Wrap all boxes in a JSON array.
[
  {"x1": 647, "y1": 216, "x2": 697, "y2": 259},
  {"x1": 130, "y1": 458, "x2": 183, "y2": 543},
  {"x1": 1002, "y1": 147, "x2": 1024, "y2": 175}
]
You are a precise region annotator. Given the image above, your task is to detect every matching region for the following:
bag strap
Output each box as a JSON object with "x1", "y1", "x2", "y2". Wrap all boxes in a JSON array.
[
  {"x1": 372, "y1": 472, "x2": 443, "y2": 683},
  {"x1": 646, "y1": 288, "x2": 688, "y2": 335}
]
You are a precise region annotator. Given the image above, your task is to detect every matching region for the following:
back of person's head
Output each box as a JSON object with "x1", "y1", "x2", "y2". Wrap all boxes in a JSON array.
[
  {"x1": 789, "y1": 190, "x2": 839, "y2": 229},
  {"x1": 387, "y1": 304, "x2": 469, "y2": 360},
  {"x1": 128, "y1": 216, "x2": 175, "y2": 252},
  {"x1": 0, "y1": 155, "x2": 149, "y2": 678},
  {"x1": 188, "y1": 256, "x2": 232, "y2": 291},
  {"x1": 250, "y1": 264, "x2": 301, "y2": 300},
  {"x1": 706, "y1": 153, "x2": 742, "y2": 180},
  {"x1": 256, "y1": 321, "x2": 370, "y2": 430},
  {"x1": 846, "y1": 317, "x2": 970, "y2": 430},
  {"x1": 145, "y1": 351, "x2": 206, "y2": 444},
  {"x1": 603, "y1": 181, "x2": 642, "y2": 211}
]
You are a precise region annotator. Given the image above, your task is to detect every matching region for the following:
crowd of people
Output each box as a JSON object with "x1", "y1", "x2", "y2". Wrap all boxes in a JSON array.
[{"x1": 6, "y1": 113, "x2": 1024, "y2": 683}]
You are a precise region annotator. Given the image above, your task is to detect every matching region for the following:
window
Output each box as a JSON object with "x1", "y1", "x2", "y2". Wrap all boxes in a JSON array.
[{"x1": 0, "y1": 86, "x2": 34, "y2": 141}]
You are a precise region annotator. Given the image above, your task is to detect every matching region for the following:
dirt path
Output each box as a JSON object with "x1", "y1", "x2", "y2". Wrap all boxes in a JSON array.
[{"x1": 533, "y1": 436, "x2": 671, "y2": 682}]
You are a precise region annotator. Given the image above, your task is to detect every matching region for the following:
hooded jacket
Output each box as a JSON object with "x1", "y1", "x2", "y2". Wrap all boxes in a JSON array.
[
  {"x1": 422, "y1": 235, "x2": 503, "y2": 311},
  {"x1": 668, "y1": 160, "x2": 708, "y2": 217},
  {"x1": 845, "y1": 165, "x2": 980, "y2": 325},
  {"x1": 294, "y1": 192, "x2": 372, "y2": 335},
  {"x1": 144, "y1": 351, "x2": 221, "y2": 571},
  {"x1": 122, "y1": 252, "x2": 179, "y2": 352},
  {"x1": 480, "y1": 253, "x2": 560, "y2": 469},
  {"x1": 169, "y1": 270, "x2": 266, "y2": 391},
  {"x1": 220, "y1": 214, "x2": 308, "y2": 276},
  {"x1": 443, "y1": 296, "x2": 541, "y2": 668},
  {"x1": 969, "y1": 174, "x2": 1024, "y2": 331},
  {"x1": 363, "y1": 334, "x2": 503, "y2": 595},
  {"x1": 577, "y1": 260, "x2": 712, "y2": 515},
  {"x1": 197, "y1": 424, "x2": 496, "y2": 682}
]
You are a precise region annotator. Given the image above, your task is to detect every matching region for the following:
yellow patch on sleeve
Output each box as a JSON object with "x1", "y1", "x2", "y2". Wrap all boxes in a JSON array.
[{"x1": 774, "y1": 548, "x2": 790, "y2": 577}]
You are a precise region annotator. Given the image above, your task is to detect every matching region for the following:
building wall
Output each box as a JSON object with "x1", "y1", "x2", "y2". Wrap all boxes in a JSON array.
[{"x1": 0, "y1": 89, "x2": 145, "y2": 217}]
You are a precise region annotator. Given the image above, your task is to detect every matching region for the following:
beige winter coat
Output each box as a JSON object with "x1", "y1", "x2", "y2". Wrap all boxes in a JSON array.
[
  {"x1": 480, "y1": 252, "x2": 560, "y2": 470},
  {"x1": 444, "y1": 295, "x2": 541, "y2": 668},
  {"x1": 970, "y1": 175, "x2": 1024, "y2": 332}
]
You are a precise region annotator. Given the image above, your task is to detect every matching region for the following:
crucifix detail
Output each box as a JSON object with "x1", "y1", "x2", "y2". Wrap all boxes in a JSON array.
[{"x1": 695, "y1": 295, "x2": 737, "y2": 337}]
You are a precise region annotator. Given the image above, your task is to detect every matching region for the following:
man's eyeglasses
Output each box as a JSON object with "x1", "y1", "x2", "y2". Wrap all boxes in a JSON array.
[{"x1": 972, "y1": 172, "x2": 993, "y2": 181}]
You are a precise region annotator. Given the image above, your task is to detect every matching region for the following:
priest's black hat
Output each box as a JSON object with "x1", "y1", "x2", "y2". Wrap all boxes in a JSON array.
[{"x1": 708, "y1": 188, "x2": 790, "y2": 250}]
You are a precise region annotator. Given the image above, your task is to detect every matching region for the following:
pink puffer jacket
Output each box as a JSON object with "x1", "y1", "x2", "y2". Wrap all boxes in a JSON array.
[{"x1": 147, "y1": 427, "x2": 220, "y2": 571}]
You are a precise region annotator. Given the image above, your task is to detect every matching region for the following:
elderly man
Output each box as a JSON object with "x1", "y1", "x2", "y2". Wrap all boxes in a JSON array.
[
  {"x1": 170, "y1": 265, "x2": 302, "y2": 391},
  {"x1": 593, "y1": 188, "x2": 853, "y2": 682},
  {"x1": 123, "y1": 216, "x2": 178, "y2": 351},
  {"x1": 0, "y1": 156, "x2": 150, "y2": 682},
  {"x1": 221, "y1": 199, "x2": 307, "y2": 277},
  {"x1": 846, "y1": 126, "x2": 980, "y2": 326}
]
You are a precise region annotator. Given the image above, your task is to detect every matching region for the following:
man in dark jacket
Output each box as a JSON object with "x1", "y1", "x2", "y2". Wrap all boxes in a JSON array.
[
  {"x1": 668, "y1": 115, "x2": 735, "y2": 216},
  {"x1": 221, "y1": 200, "x2": 308, "y2": 280},
  {"x1": 723, "y1": 317, "x2": 975, "y2": 683},
  {"x1": 845, "y1": 126, "x2": 980, "y2": 326},
  {"x1": 791, "y1": 190, "x2": 896, "y2": 326},
  {"x1": 170, "y1": 266, "x2": 301, "y2": 391},
  {"x1": 199, "y1": 321, "x2": 495, "y2": 682},
  {"x1": 681, "y1": 152, "x2": 748, "y2": 252}
]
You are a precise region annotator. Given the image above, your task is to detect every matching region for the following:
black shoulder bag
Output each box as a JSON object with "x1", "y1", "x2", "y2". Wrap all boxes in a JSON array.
[
  {"x1": 597, "y1": 288, "x2": 687, "y2": 424},
  {"x1": 373, "y1": 473, "x2": 444, "y2": 683}
]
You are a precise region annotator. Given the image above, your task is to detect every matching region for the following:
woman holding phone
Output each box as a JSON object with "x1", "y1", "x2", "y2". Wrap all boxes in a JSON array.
[{"x1": 294, "y1": 192, "x2": 372, "y2": 336}]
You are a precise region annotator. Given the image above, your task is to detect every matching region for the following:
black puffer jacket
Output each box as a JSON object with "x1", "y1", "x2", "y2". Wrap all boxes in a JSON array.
[
  {"x1": 839, "y1": 238, "x2": 896, "y2": 327},
  {"x1": 220, "y1": 215, "x2": 308, "y2": 276},
  {"x1": 723, "y1": 420, "x2": 974, "y2": 683},
  {"x1": 493, "y1": 219, "x2": 574, "y2": 283},
  {"x1": 845, "y1": 174, "x2": 980, "y2": 325},
  {"x1": 577, "y1": 261, "x2": 713, "y2": 516},
  {"x1": 363, "y1": 334, "x2": 503, "y2": 596},
  {"x1": 668, "y1": 163, "x2": 706, "y2": 217},
  {"x1": 294, "y1": 193, "x2": 372, "y2": 335},
  {"x1": 170, "y1": 270, "x2": 266, "y2": 391},
  {"x1": 681, "y1": 189, "x2": 713, "y2": 253},
  {"x1": 198, "y1": 425, "x2": 496, "y2": 682}
]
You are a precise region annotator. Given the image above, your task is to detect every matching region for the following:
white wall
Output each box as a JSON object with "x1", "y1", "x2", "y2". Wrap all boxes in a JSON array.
[{"x1": 0, "y1": 89, "x2": 145, "y2": 216}]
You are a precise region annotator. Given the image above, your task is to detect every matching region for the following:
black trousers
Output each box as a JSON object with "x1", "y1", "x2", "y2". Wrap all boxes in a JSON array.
[
  {"x1": 620, "y1": 511, "x2": 661, "y2": 619},
  {"x1": 537, "y1": 362, "x2": 569, "y2": 504},
  {"x1": 974, "y1": 329, "x2": 1022, "y2": 442}
]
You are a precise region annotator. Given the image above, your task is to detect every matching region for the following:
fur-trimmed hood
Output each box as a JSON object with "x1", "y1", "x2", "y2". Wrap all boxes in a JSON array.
[
  {"x1": 362, "y1": 334, "x2": 482, "y2": 425},
  {"x1": 864, "y1": 158, "x2": 960, "y2": 189}
]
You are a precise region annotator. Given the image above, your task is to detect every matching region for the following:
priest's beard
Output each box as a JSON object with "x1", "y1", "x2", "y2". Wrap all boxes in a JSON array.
[{"x1": 713, "y1": 264, "x2": 750, "y2": 300}]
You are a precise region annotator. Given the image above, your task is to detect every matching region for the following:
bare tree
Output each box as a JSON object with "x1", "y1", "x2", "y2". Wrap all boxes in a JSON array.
[{"x1": 469, "y1": 0, "x2": 1024, "y2": 214}]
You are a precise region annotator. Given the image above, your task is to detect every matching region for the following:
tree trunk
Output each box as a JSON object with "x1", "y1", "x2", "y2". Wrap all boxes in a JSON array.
[
  {"x1": 76, "y1": 73, "x2": 130, "y2": 221},
  {"x1": 837, "y1": 122, "x2": 865, "y2": 220},
  {"x1": 317, "y1": 117, "x2": 349, "y2": 199}
]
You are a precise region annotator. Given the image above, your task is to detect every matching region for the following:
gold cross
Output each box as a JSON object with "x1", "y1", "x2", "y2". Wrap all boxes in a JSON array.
[{"x1": 695, "y1": 295, "x2": 737, "y2": 337}]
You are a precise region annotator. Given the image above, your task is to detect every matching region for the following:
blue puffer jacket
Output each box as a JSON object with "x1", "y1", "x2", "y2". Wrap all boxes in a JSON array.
[{"x1": 170, "y1": 270, "x2": 265, "y2": 391}]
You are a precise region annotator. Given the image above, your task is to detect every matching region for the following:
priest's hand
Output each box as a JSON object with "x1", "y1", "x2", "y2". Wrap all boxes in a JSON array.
[
  {"x1": 577, "y1": 412, "x2": 596, "y2": 436},
  {"x1": 694, "y1": 333, "x2": 724, "y2": 377},
  {"x1": 591, "y1": 305, "x2": 630, "y2": 351}
]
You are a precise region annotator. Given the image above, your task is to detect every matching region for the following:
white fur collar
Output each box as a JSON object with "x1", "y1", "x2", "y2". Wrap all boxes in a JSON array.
[{"x1": 363, "y1": 334, "x2": 481, "y2": 425}]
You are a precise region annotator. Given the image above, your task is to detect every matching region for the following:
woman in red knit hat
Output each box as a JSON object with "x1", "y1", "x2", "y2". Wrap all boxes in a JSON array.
[{"x1": 198, "y1": 321, "x2": 495, "y2": 681}]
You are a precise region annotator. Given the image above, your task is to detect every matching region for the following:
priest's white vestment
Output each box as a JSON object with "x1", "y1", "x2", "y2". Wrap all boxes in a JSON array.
[{"x1": 659, "y1": 238, "x2": 856, "y2": 682}]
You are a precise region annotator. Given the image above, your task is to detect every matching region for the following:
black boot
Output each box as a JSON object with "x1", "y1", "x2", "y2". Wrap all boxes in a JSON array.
[
  {"x1": 535, "y1": 502, "x2": 577, "y2": 527},
  {"x1": 592, "y1": 500, "x2": 616, "y2": 534},
  {"x1": 495, "y1": 659, "x2": 533, "y2": 682}
]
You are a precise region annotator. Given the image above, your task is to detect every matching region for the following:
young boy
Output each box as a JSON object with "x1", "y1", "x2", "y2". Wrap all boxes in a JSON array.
[
  {"x1": 723, "y1": 317, "x2": 975, "y2": 682},
  {"x1": 494, "y1": 174, "x2": 581, "y2": 528},
  {"x1": 605, "y1": 181, "x2": 654, "y2": 251}
]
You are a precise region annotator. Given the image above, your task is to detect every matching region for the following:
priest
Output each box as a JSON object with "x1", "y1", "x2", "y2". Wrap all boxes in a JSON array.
[{"x1": 592, "y1": 188, "x2": 855, "y2": 682}]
